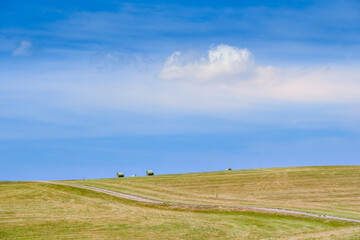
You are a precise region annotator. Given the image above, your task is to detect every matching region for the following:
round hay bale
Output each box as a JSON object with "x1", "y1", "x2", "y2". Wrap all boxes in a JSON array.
[
  {"x1": 146, "y1": 170, "x2": 154, "y2": 176},
  {"x1": 117, "y1": 172, "x2": 124, "y2": 178},
  {"x1": 130, "y1": 174, "x2": 136, "y2": 177}
]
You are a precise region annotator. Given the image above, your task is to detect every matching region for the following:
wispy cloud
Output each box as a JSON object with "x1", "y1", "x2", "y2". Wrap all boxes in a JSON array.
[
  {"x1": 2, "y1": 45, "x2": 360, "y2": 134},
  {"x1": 2, "y1": 1, "x2": 359, "y2": 62},
  {"x1": 160, "y1": 45, "x2": 255, "y2": 80},
  {"x1": 12, "y1": 40, "x2": 32, "y2": 56}
]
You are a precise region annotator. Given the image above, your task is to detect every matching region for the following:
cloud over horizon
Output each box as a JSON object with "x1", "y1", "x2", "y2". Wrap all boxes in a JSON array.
[{"x1": 1, "y1": 44, "x2": 360, "y2": 133}]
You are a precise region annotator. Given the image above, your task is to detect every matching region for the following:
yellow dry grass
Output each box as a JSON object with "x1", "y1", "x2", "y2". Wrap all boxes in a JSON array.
[
  {"x1": 1, "y1": 166, "x2": 360, "y2": 239},
  {"x1": 68, "y1": 165, "x2": 360, "y2": 220}
]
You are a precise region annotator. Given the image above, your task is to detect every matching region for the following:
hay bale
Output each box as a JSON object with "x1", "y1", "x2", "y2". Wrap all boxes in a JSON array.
[
  {"x1": 226, "y1": 168, "x2": 232, "y2": 171},
  {"x1": 130, "y1": 174, "x2": 136, "y2": 177},
  {"x1": 117, "y1": 172, "x2": 124, "y2": 178},
  {"x1": 146, "y1": 170, "x2": 154, "y2": 176}
]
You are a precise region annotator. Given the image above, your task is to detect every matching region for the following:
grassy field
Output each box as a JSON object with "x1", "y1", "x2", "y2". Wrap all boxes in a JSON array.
[
  {"x1": 68, "y1": 165, "x2": 360, "y2": 220},
  {"x1": 1, "y1": 166, "x2": 360, "y2": 239}
]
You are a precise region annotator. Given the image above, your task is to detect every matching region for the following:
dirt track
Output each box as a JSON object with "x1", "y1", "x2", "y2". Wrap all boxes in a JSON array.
[{"x1": 40, "y1": 181, "x2": 360, "y2": 224}]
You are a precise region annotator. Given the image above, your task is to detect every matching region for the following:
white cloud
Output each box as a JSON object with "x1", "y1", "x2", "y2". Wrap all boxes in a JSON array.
[
  {"x1": 160, "y1": 44, "x2": 255, "y2": 80},
  {"x1": 269, "y1": 66, "x2": 360, "y2": 103},
  {"x1": 12, "y1": 40, "x2": 32, "y2": 56},
  {"x1": 1, "y1": 44, "x2": 360, "y2": 135},
  {"x1": 158, "y1": 45, "x2": 360, "y2": 107}
]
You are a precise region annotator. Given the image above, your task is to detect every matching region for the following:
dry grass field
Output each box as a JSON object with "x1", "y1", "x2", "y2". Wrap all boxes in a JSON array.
[
  {"x1": 1, "y1": 166, "x2": 360, "y2": 239},
  {"x1": 68, "y1": 165, "x2": 360, "y2": 220}
]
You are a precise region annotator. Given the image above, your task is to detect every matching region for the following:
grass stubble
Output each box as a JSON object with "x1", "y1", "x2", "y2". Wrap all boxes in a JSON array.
[{"x1": 1, "y1": 165, "x2": 360, "y2": 239}]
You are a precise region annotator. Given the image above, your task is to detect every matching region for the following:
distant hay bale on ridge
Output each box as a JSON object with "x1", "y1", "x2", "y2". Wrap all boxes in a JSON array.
[
  {"x1": 226, "y1": 168, "x2": 232, "y2": 171},
  {"x1": 117, "y1": 172, "x2": 125, "y2": 178},
  {"x1": 130, "y1": 174, "x2": 136, "y2": 177},
  {"x1": 146, "y1": 170, "x2": 154, "y2": 176}
]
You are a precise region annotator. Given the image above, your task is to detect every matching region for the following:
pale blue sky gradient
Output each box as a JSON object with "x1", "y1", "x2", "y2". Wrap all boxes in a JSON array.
[{"x1": 0, "y1": 0, "x2": 359, "y2": 180}]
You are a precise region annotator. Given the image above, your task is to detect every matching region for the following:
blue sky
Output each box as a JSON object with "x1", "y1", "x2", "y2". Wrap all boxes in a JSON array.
[{"x1": 1, "y1": 0, "x2": 360, "y2": 180}]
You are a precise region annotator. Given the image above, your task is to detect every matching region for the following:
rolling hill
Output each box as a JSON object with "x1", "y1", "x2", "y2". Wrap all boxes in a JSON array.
[{"x1": 1, "y1": 165, "x2": 360, "y2": 239}]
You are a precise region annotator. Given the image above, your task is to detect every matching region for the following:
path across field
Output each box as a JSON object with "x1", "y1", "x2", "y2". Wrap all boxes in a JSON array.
[{"x1": 40, "y1": 181, "x2": 360, "y2": 224}]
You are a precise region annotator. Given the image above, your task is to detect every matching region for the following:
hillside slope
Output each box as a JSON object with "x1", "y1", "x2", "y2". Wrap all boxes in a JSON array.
[
  {"x1": 1, "y1": 165, "x2": 360, "y2": 239},
  {"x1": 68, "y1": 166, "x2": 360, "y2": 220},
  {"x1": 1, "y1": 181, "x2": 360, "y2": 239}
]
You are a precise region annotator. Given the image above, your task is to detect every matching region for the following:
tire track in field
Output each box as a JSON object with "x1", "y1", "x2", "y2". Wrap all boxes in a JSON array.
[
  {"x1": 39, "y1": 181, "x2": 360, "y2": 224},
  {"x1": 40, "y1": 181, "x2": 163, "y2": 204}
]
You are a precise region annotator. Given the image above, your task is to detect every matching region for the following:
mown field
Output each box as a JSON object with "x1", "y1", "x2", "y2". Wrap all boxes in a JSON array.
[
  {"x1": 1, "y1": 166, "x2": 360, "y2": 239},
  {"x1": 68, "y1": 165, "x2": 360, "y2": 220}
]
